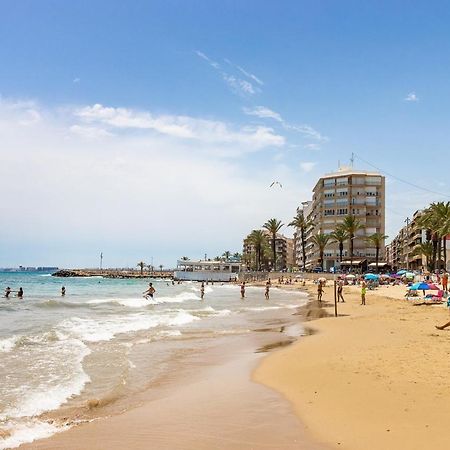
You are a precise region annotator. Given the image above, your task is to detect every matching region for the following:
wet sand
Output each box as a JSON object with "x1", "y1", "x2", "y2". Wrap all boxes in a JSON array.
[
  {"x1": 255, "y1": 281, "x2": 450, "y2": 449},
  {"x1": 21, "y1": 302, "x2": 328, "y2": 450}
]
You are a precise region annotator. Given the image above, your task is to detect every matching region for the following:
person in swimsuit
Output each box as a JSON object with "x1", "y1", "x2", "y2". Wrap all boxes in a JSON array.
[
  {"x1": 61, "y1": 286, "x2": 66, "y2": 296},
  {"x1": 361, "y1": 281, "x2": 367, "y2": 305},
  {"x1": 143, "y1": 283, "x2": 156, "y2": 300},
  {"x1": 4, "y1": 287, "x2": 11, "y2": 298},
  {"x1": 17, "y1": 287, "x2": 24, "y2": 299},
  {"x1": 200, "y1": 282, "x2": 205, "y2": 300},
  {"x1": 317, "y1": 281, "x2": 323, "y2": 302},
  {"x1": 240, "y1": 282, "x2": 246, "y2": 299},
  {"x1": 337, "y1": 279, "x2": 345, "y2": 302}
]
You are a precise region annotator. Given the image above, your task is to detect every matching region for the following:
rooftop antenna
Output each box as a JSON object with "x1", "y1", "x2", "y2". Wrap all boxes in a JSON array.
[{"x1": 350, "y1": 152, "x2": 355, "y2": 168}]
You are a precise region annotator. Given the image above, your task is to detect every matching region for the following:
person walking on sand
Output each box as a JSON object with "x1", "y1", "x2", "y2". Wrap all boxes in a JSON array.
[
  {"x1": 337, "y1": 279, "x2": 345, "y2": 302},
  {"x1": 442, "y1": 272, "x2": 448, "y2": 292},
  {"x1": 265, "y1": 281, "x2": 270, "y2": 300},
  {"x1": 361, "y1": 281, "x2": 367, "y2": 305},
  {"x1": 17, "y1": 287, "x2": 23, "y2": 299},
  {"x1": 240, "y1": 282, "x2": 246, "y2": 299},
  {"x1": 143, "y1": 282, "x2": 155, "y2": 300},
  {"x1": 200, "y1": 282, "x2": 205, "y2": 300},
  {"x1": 61, "y1": 286, "x2": 66, "y2": 296},
  {"x1": 317, "y1": 281, "x2": 323, "y2": 303}
]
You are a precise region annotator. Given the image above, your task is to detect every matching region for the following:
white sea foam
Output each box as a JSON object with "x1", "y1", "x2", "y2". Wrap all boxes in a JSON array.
[
  {"x1": 0, "y1": 338, "x2": 91, "y2": 420},
  {"x1": 0, "y1": 335, "x2": 19, "y2": 353},
  {"x1": 148, "y1": 292, "x2": 201, "y2": 304},
  {"x1": 57, "y1": 311, "x2": 198, "y2": 343},
  {"x1": 0, "y1": 420, "x2": 67, "y2": 450}
]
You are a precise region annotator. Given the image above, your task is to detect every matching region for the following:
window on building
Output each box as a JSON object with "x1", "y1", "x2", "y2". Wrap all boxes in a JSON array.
[{"x1": 324, "y1": 178, "x2": 336, "y2": 186}]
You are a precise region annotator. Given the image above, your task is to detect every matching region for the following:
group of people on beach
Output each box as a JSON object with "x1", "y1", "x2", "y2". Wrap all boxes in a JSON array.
[{"x1": 316, "y1": 278, "x2": 366, "y2": 305}]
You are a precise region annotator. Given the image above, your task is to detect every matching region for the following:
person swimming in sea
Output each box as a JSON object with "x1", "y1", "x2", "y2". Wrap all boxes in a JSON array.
[{"x1": 143, "y1": 282, "x2": 156, "y2": 300}]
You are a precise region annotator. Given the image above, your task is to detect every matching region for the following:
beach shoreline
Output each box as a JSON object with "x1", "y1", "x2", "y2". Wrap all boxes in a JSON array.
[
  {"x1": 16, "y1": 286, "x2": 327, "y2": 450},
  {"x1": 254, "y1": 281, "x2": 450, "y2": 449}
]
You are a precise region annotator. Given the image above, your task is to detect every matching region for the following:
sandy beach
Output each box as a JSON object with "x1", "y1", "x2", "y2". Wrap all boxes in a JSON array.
[{"x1": 255, "y1": 281, "x2": 450, "y2": 449}]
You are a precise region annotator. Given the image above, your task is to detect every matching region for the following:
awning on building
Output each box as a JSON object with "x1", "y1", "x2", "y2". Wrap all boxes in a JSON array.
[
  {"x1": 368, "y1": 262, "x2": 388, "y2": 267},
  {"x1": 340, "y1": 260, "x2": 366, "y2": 266}
]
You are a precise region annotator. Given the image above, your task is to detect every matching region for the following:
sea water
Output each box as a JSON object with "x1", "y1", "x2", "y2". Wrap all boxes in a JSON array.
[{"x1": 0, "y1": 272, "x2": 308, "y2": 449}]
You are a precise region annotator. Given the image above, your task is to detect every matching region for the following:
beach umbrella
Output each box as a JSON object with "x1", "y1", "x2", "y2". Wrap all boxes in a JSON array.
[
  {"x1": 380, "y1": 274, "x2": 391, "y2": 279},
  {"x1": 364, "y1": 273, "x2": 379, "y2": 281},
  {"x1": 397, "y1": 270, "x2": 407, "y2": 275},
  {"x1": 409, "y1": 282, "x2": 439, "y2": 291},
  {"x1": 404, "y1": 272, "x2": 415, "y2": 279},
  {"x1": 345, "y1": 274, "x2": 356, "y2": 279}
]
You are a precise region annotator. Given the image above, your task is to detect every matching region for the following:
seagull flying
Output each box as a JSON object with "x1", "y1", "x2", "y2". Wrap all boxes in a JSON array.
[{"x1": 270, "y1": 181, "x2": 283, "y2": 188}]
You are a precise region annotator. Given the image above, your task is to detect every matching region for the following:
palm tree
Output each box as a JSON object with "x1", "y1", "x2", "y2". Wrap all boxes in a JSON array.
[
  {"x1": 365, "y1": 233, "x2": 388, "y2": 273},
  {"x1": 341, "y1": 215, "x2": 363, "y2": 270},
  {"x1": 232, "y1": 252, "x2": 242, "y2": 261},
  {"x1": 288, "y1": 209, "x2": 313, "y2": 271},
  {"x1": 330, "y1": 225, "x2": 349, "y2": 264},
  {"x1": 147, "y1": 264, "x2": 154, "y2": 273},
  {"x1": 412, "y1": 242, "x2": 433, "y2": 272},
  {"x1": 417, "y1": 202, "x2": 450, "y2": 270},
  {"x1": 248, "y1": 230, "x2": 268, "y2": 271},
  {"x1": 159, "y1": 264, "x2": 163, "y2": 272},
  {"x1": 263, "y1": 218, "x2": 284, "y2": 271},
  {"x1": 312, "y1": 233, "x2": 330, "y2": 271},
  {"x1": 137, "y1": 261, "x2": 146, "y2": 276},
  {"x1": 222, "y1": 250, "x2": 231, "y2": 261}
]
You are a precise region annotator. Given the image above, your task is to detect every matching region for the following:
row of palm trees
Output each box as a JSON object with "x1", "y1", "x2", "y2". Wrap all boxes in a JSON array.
[
  {"x1": 412, "y1": 201, "x2": 450, "y2": 271},
  {"x1": 246, "y1": 212, "x2": 388, "y2": 272},
  {"x1": 136, "y1": 261, "x2": 163, "y2": 275}
]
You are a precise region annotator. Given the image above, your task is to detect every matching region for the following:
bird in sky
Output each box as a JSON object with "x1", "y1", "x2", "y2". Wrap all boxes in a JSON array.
[{"x1": 270, "y1": 181, "x2": 283, "y2": 188}]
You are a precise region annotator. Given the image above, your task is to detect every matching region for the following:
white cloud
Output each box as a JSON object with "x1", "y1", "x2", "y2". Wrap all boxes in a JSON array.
[
  {"x1": 243, "y1": 105, "x2": 327, "y2": 142},
  {"x1": 196, "y1": 50, "x2": 259, "y2": 96},
  {"x1": 243, "y1": 106, "x2": 282, "y2": 122},
  {"x1": 404, "y1": 92, "x2": 419, "y2": 102},
  {"x1": 224, "y1": 58, "x2": 264, "y2": 86},
  {"x1": 0, "y1": 98, "x2": 306, "y2": 268},
  {"x1": 69, "y1": 124, "x2": 113, "y2": 139},
  {"x1": 304, "y1": 143, "x2": 320, "y2": 150},
  {"x1": 300, "y1": 162, "x2": 317, "y2": 172},
  {"x1": 75, "y1": 103, "x2": 284, "y2": 151}
]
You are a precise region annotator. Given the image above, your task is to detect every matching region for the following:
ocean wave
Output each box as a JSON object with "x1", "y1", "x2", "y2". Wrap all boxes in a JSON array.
[
  {"x1": 0, "y1": 419, "x2": 68, "y2": 450},
  {"x1": 0, "y1": 338, "x2": 91, "y2": 421},
  {"x1": 86, "y1": 297, "x2": 150, "y2": 308},
  {"x1": 0, "y1": 335, "x2": 20, "y2": 353},
  {"x1": 56, "y1": 311, "x2": 198, "y2": 343},
  {"x1": 37, "y1": 299, "x2": 87, "y2": 309},
  {"x1": 147, "y1": 292, "x2": 201, "y2": 304}
]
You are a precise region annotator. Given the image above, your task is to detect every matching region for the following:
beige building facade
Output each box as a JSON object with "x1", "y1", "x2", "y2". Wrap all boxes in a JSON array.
[{"x1": 299, "y1": 167, "x2": 386, "y2": 271}]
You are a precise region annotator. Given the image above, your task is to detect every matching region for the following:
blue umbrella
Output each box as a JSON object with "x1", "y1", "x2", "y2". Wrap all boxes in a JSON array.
[
  {"x1": 365, "y1": 273, "x2": 379, "y2": 281},
  {"x1": 409, "y1": 282, "x2": 436, "y2": 290},
  {"x1": 397, "y1": 270, "x2": 407, "y2": 275}
]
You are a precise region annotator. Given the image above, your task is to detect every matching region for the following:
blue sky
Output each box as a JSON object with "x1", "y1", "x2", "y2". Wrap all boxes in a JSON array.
[{"x1": 1, "y1": 1, "x2": 449, "y2": 267}]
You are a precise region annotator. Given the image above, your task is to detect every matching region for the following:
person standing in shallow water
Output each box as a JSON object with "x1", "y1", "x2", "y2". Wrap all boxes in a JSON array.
[
  {"x1": 4, "y1": 287, "x2": 11, "y2": 298},
  {"x1": 200, "y1": 282, "x2": 205, "y2": 300},
  {"x1": 240, "y1": 282, "x2": 246, "y2": 299},
  {"x1": 61, "y1": 286, "x2": 66, "y2": 296},
  {"x1": 317, "y1": 281, "x2": 323, "y2": 303},
  {"x1": 143, "y1": 283, "x2": 155, "y2": 300},
  {"x1": 17, "y1": 287, "x2": 23, "y2": 299}
]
